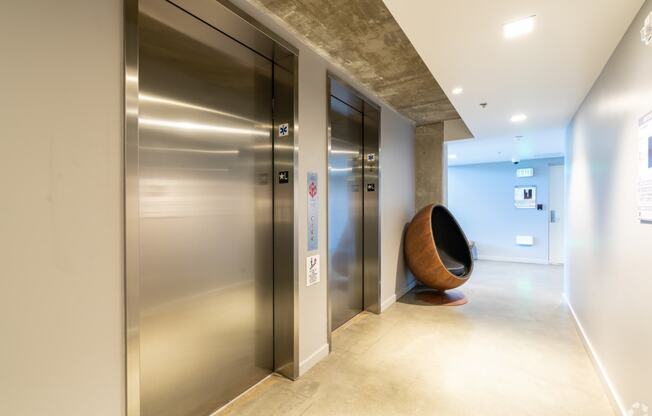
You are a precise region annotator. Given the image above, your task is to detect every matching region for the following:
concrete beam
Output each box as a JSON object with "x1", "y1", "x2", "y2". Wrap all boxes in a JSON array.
[
  {"x1": 444, "y1": 118, "x2": 474, "y2": 141},
  {"x1": 415, "y1": 123, "x2": 444, "y2": 211},
  {"x1": 247, "y1": 0, "x2": 461, "y2": 126}
]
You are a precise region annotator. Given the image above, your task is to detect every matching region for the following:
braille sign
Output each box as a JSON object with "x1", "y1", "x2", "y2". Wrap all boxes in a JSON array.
[{"x1": 367, "y1": 183, "x2": 376, "y2": 192}]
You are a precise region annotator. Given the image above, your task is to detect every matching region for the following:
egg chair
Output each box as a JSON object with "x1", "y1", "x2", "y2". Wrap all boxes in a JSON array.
[{"x1": 405, "y1": 204, "x2": 473, "y2": 291}]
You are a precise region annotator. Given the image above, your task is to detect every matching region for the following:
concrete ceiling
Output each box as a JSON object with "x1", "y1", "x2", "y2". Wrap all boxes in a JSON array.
[
  {"x1": 383, "y1": 0, "x2": 645, "y2": 141},
  {"x1": 246, "y1": 0, "x2": 462, "y2": 126}
]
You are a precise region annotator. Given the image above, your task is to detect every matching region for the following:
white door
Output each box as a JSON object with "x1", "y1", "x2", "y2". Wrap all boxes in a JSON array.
[{"x1": 549, "y1": 165, "x2": 565, "y2": 264}]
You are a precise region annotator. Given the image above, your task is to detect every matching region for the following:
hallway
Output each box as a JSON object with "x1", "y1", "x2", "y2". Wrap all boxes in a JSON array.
[{"x1": 221, "y1": 261, "x2": 614, "y2": 416}]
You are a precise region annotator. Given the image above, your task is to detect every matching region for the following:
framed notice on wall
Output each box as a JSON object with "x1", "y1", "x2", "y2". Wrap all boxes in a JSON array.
[
  {"x1": 514, "y1": 186, "x2": 537, "y2": 209},
  {"x1": 307, "y1": 172, "x2": 319, "y2": 250},
  {"x1": 638, "y1": 111, "x2": 652, "y2": 222}
]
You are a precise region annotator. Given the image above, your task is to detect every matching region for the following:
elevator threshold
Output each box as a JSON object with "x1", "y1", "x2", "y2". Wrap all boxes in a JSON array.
[
  {"x1": 214, "y1": 313, "x2": 371, "y2": 414},
  {"x1": 332, "y1": 311, "x2": 370, "y2": 334},
  {"x1": 209, "y1": 373, "x2": 275, "y2": 415}
]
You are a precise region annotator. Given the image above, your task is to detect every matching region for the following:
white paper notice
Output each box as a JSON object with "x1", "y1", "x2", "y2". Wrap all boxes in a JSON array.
[
  {"x1": 306, "y1": 254, "x2": 320, "y2": 286},
  {"x1": 638, "y1": 111, "x2": 652, "y2": 222},
  {"x1": 514, "y1": 186, "x2": 536, "y2": 209}
]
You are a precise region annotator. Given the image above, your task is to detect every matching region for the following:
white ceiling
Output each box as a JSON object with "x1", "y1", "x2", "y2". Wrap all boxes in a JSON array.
[
  {"x1": 447, "y1": 127, "x2": 565, "y2": 166},
  {"x1": 384, "y1": 0, "x2": 644, "y2": 163}
]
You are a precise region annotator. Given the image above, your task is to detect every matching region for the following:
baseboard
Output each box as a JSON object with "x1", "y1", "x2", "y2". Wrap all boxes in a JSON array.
[
  {"x1": 298, "y1": 343, "x2": 329, "y2": 377},
  {"x1": 380, "y1": 294, "x2": 397, "y2": 312},
  {"x1": 380, "y1": 279, "x2": 418, "y2": 312},
  {"x1": 563, "y1": 294, "x2": 626, "y2": 416},
  {"x1": 477, "y1": 255, "x2": 550, "y2": 265}
]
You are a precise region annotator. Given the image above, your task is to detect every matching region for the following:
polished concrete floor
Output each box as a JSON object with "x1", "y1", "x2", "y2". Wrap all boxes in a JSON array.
[{"x1": 221, "y1": 261, "x2": 615, "y2": 416}]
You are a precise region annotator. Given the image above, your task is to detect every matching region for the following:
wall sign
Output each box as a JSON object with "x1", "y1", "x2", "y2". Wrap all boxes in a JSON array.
[
  {"x1": 279, "y1": 171, "x2": 289, "y2": 184},
  {"x1": 306, "y1": 254, "x2": 320, "y2": 286},
  {"x1": 638, "y1": 111, "x2": 652, "y2": 222},
  {"x1": 367, "y1": 183, "x2": 376, "y2": 192},
  {"x1": 516, "y1": 167, "x2": 534, "y2": 178},
  {"x1": 514, "y1": 185, "x2": 536, "y2": 209},
  {"x1": 307, "y1": 172, "x2": 319, "y2": 250},
  {"x1": 279, "y1": 123, "x2": 289, "y2": 137}
]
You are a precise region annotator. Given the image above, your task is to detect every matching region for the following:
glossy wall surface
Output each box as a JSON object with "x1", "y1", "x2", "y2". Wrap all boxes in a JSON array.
[
  {"x1": 137, "y1": 1, "x2": 274, "y2": 414},
  {"x1": 363, "y1": 104, "x2": 380, "y2": 313},
  {"x1": 328, "y1": 96, "x2": 364, "y2": 330},
  {"x1": 328, "y1": 78, "x2": 381, "y2": 331}
]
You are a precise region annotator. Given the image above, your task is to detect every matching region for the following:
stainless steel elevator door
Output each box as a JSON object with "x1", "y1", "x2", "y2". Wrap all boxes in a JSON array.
[
  {"x1": 328, "y1": 97, "x2": 364, "y2": 330},
  {"x1": 138, "y1": 1, "x2": 273, "y2": 415}
]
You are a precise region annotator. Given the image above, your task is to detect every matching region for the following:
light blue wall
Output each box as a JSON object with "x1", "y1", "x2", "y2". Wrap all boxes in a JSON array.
[{"x1": 447, "y1": 157, "x2": 563, "y2": 263}]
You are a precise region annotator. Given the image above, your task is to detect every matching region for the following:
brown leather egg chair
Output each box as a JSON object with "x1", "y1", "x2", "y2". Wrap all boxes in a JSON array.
[{"x1": 405, "y1": 204, "x2": 473, "y2": 291}]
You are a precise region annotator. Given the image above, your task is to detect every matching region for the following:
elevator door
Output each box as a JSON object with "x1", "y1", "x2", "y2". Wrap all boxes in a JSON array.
[
  {"x1": 329, "y1": 97, "x2": 364, "y2": 329},
  {"x1": 138, "y1": 2, "x2": 273, "y2": 415}
]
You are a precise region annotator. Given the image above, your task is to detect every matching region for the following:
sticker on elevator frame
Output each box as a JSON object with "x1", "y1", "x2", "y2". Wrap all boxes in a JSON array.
[
  {"x1": 306, "y1": 254, "x2": 320, "y2": 286},
  {"x1": 367, "y1": 153, "x2": 376, "y2": 162},
  {"x1": 307, "y1": 172, "x2": 319, "y2": 251},
  {"x1": 279, "y1": 123, "x2": 289, "y2": 137},
  {"x1": 367, "y1": 183, "x2": 376, "y2": 192},
  {"x1": 279, "y1": 171, "x2": 289, "y2": 184}
]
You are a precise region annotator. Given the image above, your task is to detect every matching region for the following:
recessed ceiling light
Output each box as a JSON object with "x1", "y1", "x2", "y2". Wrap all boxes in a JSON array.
[
  {"x1": 448, "y1": 154, "x2": 458, "y2": 160},
  {"x1": 452, "y1": 87, "x2": 463, "y2": 95},
  {"x1": 510, "y1": 114, "x2": 527, "y2": 123},
  {"x1": 503, "y1": 15, "x2": 536, "y2": 39}
]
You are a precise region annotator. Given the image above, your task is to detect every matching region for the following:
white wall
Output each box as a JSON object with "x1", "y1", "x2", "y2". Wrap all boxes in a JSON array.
[
  {"x1": 448, "y1": 158, "x2": 564, "y2": 264},
  {"x1": 296, "y1": 46, "x2": 330, "y2": 375},
  {"x1": 566, "y1": 1, "x2": 652, "y2": 412},
  {"x1": 230, "y1": 0, "x2": 416, "y2": 375},
  {"x1": 380, "y1": 110, "x2": 416, "y2": 310},
  {"x1": 0, "y1": 1, "x2": 124, "y2": 415}
]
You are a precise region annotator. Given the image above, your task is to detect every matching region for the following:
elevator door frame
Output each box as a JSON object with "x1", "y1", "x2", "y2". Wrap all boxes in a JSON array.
[
  {"x1": 124, "y1": 1, "x2": 299, "y2": 415},
  {"x1": 326, "y1": 73, "x2": 381, "y2": 348}
]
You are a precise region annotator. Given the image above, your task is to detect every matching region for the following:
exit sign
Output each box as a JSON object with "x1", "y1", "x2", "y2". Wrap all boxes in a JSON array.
[{"x1": 516, "y1": 168, "x2": 534, "y2": 177}]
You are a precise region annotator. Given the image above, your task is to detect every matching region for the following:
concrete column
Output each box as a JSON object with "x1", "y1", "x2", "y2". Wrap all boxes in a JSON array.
[{"x1": 414, "y1": 122, "x2": 444, "y2": 211}]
